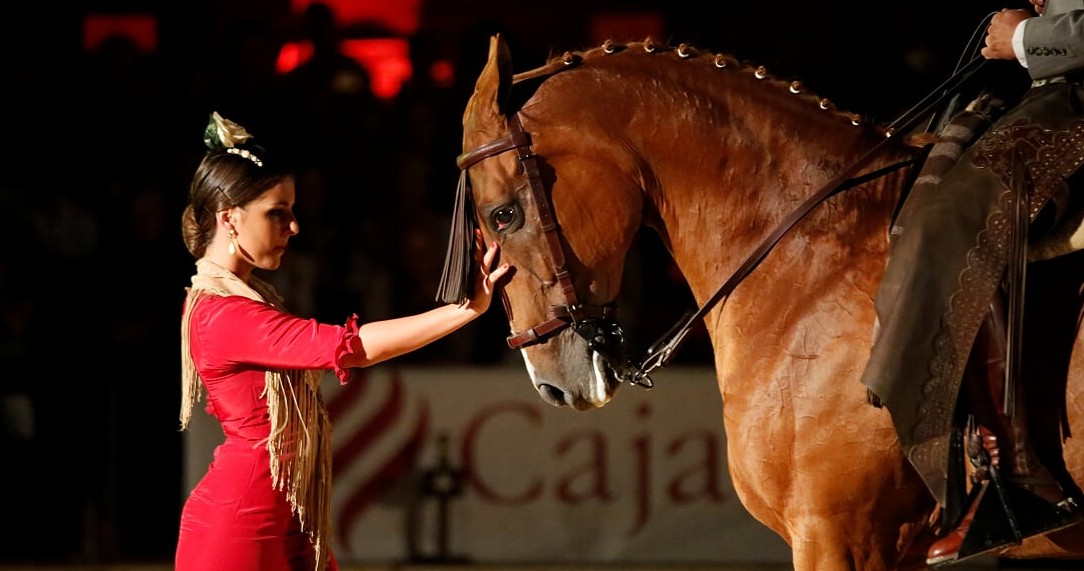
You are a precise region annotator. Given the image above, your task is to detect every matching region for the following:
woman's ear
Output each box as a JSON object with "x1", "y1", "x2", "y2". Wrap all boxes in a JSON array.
[{"x1": 216, "y1": 208, "x2": 235, "y2": 232}]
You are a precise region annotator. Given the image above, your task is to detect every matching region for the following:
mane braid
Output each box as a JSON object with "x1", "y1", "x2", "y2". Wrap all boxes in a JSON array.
[{"x1": 538, "y1": 37, "x2": 891, "y2": 137}]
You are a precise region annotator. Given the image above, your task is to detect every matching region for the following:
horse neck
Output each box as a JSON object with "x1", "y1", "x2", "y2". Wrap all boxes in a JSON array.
[
  {"x1": 576, "y1": 66, "x2": 913, "y2": 305},
  {"x1": 646, "y1": 112, "x2": 910, "y2": 307}
]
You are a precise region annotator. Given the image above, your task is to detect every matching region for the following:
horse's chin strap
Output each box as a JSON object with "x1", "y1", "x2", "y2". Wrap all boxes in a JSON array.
[{"x1": 506, "y1": 304, "x2": 616, "y2": 348}]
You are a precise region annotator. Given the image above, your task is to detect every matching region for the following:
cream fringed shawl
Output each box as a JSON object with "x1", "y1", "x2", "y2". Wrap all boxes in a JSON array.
[{"x1": 179, "y1": 258, "x2": 332, "y2": 571}]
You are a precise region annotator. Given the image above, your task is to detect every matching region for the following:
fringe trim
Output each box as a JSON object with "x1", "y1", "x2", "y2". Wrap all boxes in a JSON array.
[
  {"x1": 179, "y1": 259, "x2": 333, "y2": 571},
  {"x1": 263, "y1": 368, "x2": 332, "y2": 571},
  {"x1": 179, "y1": 289, "x2": 202, "y2": 431}
]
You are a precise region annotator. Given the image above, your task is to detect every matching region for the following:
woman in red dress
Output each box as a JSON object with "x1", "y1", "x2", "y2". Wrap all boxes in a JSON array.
[{"x1": 175, "y1": 112, "x2": 509, "y2": 571}]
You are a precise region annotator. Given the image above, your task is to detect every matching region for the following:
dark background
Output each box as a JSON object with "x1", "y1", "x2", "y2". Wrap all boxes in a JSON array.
[{"x1": 0, "y1": 0, "x2": 1034, "y2": 565}]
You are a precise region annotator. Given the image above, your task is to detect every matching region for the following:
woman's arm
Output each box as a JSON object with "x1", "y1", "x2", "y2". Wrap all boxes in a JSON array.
[
  {"x1": 344, "y1": 239, "x2": 510, "y2": 368},
  {"x1": 351, "y1": 303, "x2": 484, "y2": 367}
]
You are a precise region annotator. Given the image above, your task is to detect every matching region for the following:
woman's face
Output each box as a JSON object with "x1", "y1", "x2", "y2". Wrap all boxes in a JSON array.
[{"x1": 230, "y1": 179, "x2": 300, "y2": 270}]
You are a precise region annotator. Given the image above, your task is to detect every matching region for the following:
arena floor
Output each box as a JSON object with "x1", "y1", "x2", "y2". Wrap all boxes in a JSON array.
[
  {"x1": 5, "y1": 554, "x2": 1082, "y2": 570},
  {"x1": 0, "y1": 561, "x2": 1032, "y2": 571}
]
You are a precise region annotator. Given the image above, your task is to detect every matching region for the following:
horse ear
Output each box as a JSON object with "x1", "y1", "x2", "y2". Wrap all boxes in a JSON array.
[
  {"x1": 470, "y1": 34, "x2": 514, "y2": 119},
  {"x1": 493, "y1": 34, "x2": 514, "y2": 115}
]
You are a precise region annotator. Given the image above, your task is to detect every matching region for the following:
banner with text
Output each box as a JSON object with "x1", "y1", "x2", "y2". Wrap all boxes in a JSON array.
[{"x1": 183, "y1": 365, "x2": 792, "y2": 565}]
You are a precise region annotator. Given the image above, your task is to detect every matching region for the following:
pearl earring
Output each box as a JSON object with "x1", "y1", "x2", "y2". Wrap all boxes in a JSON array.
[{"x1": 227, "y1": 228, "x2": 238, "y2": 256}]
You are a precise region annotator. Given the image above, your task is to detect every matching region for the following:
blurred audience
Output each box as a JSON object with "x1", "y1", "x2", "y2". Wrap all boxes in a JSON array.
[{"x1": 0, "y1": 2, "x2": 708, "y2": 564}]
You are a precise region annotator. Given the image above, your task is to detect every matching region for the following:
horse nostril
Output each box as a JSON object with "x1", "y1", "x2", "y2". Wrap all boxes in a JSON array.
[{"x1": 537, "y1": 383, "x2": 567, "y2": 407}]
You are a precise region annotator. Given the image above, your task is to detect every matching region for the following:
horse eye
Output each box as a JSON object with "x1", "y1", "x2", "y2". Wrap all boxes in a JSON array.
[{"x1": 493, "y1": 206, "x2": 517, "y2": 231}]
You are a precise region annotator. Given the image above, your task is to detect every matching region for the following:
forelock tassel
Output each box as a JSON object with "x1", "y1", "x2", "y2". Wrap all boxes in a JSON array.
[{"x1": 435, "y1": 170, "x2": 477, "y2": 304}]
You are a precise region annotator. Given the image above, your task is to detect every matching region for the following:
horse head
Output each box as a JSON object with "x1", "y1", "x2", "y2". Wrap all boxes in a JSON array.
[{"x1": 447, "y1": 35, "x2": 647, "y2": 409}]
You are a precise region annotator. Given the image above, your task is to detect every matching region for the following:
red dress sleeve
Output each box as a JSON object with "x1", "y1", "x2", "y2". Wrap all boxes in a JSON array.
[{"x1": 191, "y1": 295, "x2": 361, "y2": 383}]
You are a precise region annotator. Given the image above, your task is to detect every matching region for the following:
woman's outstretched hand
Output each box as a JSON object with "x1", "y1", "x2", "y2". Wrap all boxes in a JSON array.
[
  {"x1": 467, "y1": 230, "x2": 511, "y2": 312},
  {"x1": 346, "y1": 230, "x2": 512, "y2": 368}
]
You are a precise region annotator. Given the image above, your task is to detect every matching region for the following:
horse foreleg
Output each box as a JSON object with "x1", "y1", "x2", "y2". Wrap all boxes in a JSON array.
[
  {"x1": 780, "y1": 485, "x2": 936, "y2": 571},
  {"x1": 723, "y1": 379, "x2": 936, "y2": 571},
  {"x1": 788, "y1": 517, "x2": 919, "y2": 571}
]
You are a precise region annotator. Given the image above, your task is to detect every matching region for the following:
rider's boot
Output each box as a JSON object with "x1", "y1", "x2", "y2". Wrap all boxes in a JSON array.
[{"x1": 926, "y1": 308, "x2": 1082, "y2": 568}]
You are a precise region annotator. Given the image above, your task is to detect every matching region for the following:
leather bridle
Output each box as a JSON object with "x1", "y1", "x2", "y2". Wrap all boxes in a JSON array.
[{"x1": 457, "y1": 113, "x2": 642, "y2": 383}]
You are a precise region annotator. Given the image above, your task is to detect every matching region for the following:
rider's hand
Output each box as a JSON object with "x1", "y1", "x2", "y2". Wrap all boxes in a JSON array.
[
  {"x1": 1031, "y1": 0, "x2": 1045, "y2": 15},
  {"x1": 981, "y1": 9, "x2": 1032, "y2": 61}
]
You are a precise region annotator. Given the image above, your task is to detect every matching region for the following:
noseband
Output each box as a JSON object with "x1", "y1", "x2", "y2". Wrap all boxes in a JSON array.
[{"x1": 456, "y1": 113, "x2": 646, "y2": 385}]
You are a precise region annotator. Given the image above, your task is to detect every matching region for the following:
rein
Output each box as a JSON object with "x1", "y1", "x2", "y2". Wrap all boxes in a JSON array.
[
  {"x1": 633, "y1": 56, "x2": 989, "y2": 385},
  {"x1": 455, "y1": 52, "x2": 988, "y2": 388}
]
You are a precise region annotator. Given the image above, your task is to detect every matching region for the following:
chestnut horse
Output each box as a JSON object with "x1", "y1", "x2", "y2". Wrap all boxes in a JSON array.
[{"x1": 446, "y1": 34, "x2": 1084, "y2": 569}]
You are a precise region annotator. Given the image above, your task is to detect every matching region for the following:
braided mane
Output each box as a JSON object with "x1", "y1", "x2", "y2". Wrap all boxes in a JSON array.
[{"x1": 523, "y1": 37, "x2": 894, "y2": 138}]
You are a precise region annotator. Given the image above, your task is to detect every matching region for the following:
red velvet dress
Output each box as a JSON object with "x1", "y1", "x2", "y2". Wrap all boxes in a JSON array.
[{"x1": 176, "y1": 295, "x2": 359, "y2": 571}]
